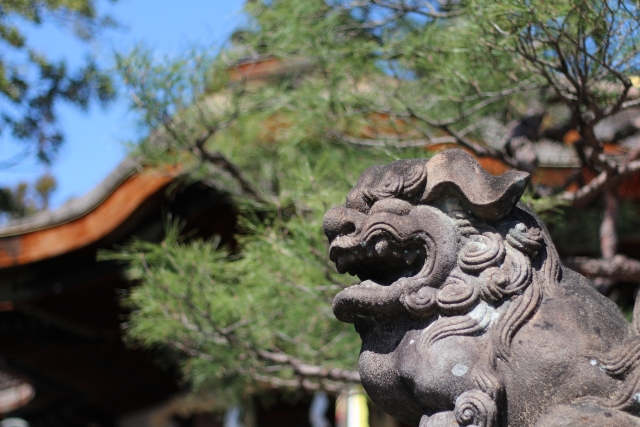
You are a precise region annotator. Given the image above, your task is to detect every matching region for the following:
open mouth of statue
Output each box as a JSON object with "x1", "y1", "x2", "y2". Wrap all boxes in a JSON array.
[{"x1": 329, "y1": 226, "x2": 426, "y2": 285}]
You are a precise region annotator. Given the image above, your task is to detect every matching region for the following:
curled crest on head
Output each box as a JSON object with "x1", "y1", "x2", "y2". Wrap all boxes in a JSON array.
[{"x1": 345, "y1": 158, "x2": 429, "y2": 214}]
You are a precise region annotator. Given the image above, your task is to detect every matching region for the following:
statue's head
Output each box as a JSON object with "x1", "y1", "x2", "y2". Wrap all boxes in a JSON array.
[{"x1": 323, "y1": 149, "x2": 560, "y2": 351}]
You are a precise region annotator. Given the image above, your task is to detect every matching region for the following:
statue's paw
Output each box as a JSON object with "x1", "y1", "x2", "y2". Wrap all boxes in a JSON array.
[
  {"x1": 535, "y1": 404, "x2": 640, "y2": 427},
  {"x1": 400, "y1": 280, "x2": 437, "y2": 317},
  {"x1": 453, "y1": 389, "x2": 497, "y2": 427},
  {"x1": 419, "y1": 412, "x2": 458, "y2": 427},
  {"x1": 418, "y1": 389, "x2": 498, "y2": 427}
]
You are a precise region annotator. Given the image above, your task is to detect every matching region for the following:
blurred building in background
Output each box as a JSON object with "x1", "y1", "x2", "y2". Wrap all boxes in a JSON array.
[{"x1": 0, "y1": 159, "x2": 231, "y2": 426}]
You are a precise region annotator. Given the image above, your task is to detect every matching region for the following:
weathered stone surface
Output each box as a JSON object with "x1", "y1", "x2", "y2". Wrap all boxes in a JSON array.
[{"x1": 323, "y1": 149, "x2": 640, "y2": 427}]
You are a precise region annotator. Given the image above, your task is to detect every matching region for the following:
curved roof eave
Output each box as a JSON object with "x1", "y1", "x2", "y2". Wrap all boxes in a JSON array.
[
  {"x1": 0, "y1": 158, "x2": 176, "y2": 268},
  {"x1": 0, "y1": 158, "x2": 142, "y2": 238}
]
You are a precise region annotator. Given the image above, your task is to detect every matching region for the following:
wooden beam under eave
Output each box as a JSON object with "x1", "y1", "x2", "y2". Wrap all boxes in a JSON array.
[{"x1": 0, "y1": 172, "x2": 174, "y2": 268}]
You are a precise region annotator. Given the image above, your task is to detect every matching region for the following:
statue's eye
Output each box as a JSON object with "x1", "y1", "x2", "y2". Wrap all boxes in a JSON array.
[{"x1": 369, "y1": 198, "x2": 413, "y2": 216}]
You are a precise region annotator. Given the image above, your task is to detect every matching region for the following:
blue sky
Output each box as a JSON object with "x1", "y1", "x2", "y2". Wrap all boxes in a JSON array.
[{"x1": 0, "y1": 0, "x2": 246, "y2": 208}]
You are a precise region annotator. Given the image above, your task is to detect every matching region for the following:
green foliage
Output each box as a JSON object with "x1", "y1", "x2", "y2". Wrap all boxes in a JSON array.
[
  {"x1": 107, "y1": 218, "x2": 354, "y2": 402},
  {"x1": 465, "y1": 0, "x2": 640, "y2": 116},
  {"x1": 519, "y1": 190, "x2": 570, "y2": 224},
  {"x1": 0, "y1": 0, "x2": 116, "y2": 164},
  {"x1": 238, "y1": 0, "x2": 536, "y2": 138}
]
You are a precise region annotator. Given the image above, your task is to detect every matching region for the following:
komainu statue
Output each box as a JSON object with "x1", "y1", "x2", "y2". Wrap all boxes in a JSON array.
[{"x1": 323, "y1": 149, "x2": 640, "y2": 427}]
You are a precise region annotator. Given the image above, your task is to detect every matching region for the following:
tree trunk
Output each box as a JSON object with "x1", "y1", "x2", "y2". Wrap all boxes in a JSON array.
[
  {"x1": 595, "y1": 188, "x2": 619, "y2": 290},
  {"x1": 600, "y1": 187, "x2": 619, "y2": 259}
]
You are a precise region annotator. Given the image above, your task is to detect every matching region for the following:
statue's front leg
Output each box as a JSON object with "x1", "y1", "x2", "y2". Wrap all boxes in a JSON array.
[{"x1": 419, "y1": 389, "x2": 497, "y2": 427}]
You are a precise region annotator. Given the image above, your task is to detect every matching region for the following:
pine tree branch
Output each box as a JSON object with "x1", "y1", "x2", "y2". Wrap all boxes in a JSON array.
[
  {"x1": 327, "y1": 112, "x2": 495, "y2": 149},
  {"x1": 437, "y1": 123, "x2": 519, "y2": 168},
  {"x1": 563, "y1": 255, "x2": 640, "y2": 283},
  {"x1": 192, "y1": 136, "x2": 266, "y2": 204},
  {"x1": 341, "y1": 0, "x2": 462, "y2": 19},
  {"x1": 250, "y1": 373, "x2": 344, "y2": 393},
  {"x1": 402, "y1": 79, "x2": 538, "y2": 128},
  {"x1": 328, "y1": 130, "x2": 457, "y2": 148},
  {"x1": 600, "y1": 188, "x2": 619, "y2": 259},
  {"x1": 155, "y1": 275, "x2": 358, "y2": 388},
  {"x1": 368, "y1": 0, "x2": 462, "y2": 19},
  {"x1": 257, "y1": 350, "x2": 361, "y2": 383},
  {"x1": 559, "y1": 159, "x2": 640, "y2": 206},
  {"x1": 621, "y1": 97, "x2": 640, "y2": 110}
]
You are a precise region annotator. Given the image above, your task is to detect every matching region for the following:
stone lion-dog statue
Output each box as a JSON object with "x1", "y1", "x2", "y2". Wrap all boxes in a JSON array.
[{"x1": 323, "y1": 149, "x2": 640, "y2": 426}]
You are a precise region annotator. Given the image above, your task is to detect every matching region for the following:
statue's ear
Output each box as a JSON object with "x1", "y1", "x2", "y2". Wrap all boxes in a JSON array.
[{"x1": 420, "y1": 149, "x2": 529, "y2": 221}]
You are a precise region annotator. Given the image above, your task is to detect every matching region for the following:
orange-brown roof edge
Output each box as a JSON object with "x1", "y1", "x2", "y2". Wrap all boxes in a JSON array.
[
  {"x1": 0, "y1": 158, "x2": 177, "y2": 267},
  {"x1": 0, "y1": 158, "x2": 142, "y2": 238}
]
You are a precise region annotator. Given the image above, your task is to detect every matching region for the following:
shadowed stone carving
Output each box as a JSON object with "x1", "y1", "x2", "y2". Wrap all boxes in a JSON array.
[{"x1": 323, "y1": 149, "x2": 640, "y2": 426}]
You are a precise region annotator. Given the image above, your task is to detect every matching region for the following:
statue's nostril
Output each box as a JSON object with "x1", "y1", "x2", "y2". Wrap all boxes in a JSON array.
[
  {"x1": 322, "y1": 207, "x2": 361, "y2": 241},
  {"x1": 324, "y1": 219, "x2": 356, "y2": 241},
  {"x1": 341, "y1": 222, "x2": 356, "y2": 235}
]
